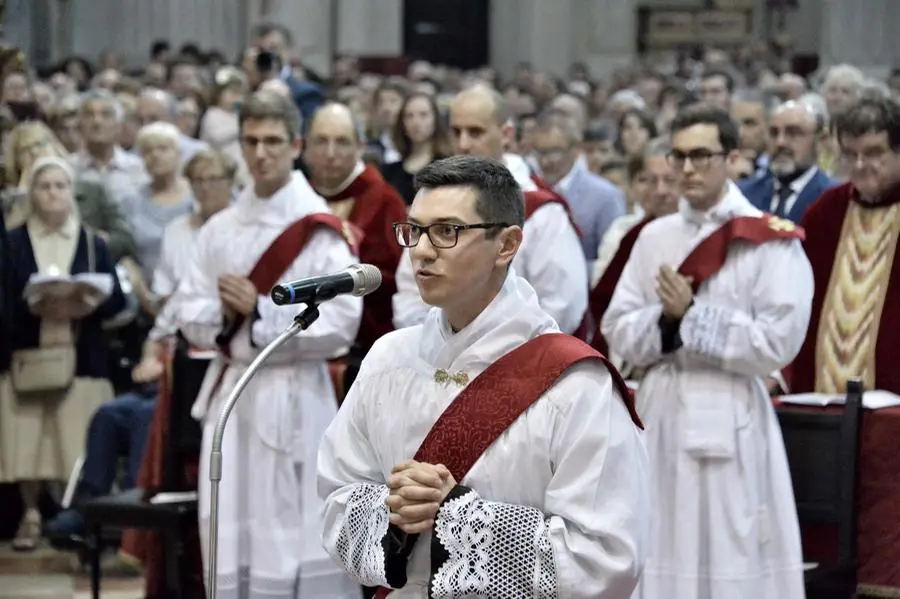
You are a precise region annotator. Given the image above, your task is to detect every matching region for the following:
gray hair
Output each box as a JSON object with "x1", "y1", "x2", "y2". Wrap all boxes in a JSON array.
[
  {"x1": 820, "y1": 64, "x2": 866, "y2": 94},
  {"x1": 797, "y1": 92, "x2": 830, "y2": 128},
  {"x1": 139, "y1": 87, "x2": 179, "y2": 117},
  {"x1": 774, "y1": 98, "x2": 824, "y2": 131},
  {"x1": 78, "y1": 89, "x2": 124, "y2": 122},
  {"x1": 645, "y1": 136, "x2": 671, "y2": 158}
]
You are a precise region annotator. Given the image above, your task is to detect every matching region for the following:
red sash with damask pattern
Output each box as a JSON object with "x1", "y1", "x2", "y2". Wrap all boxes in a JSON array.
[
  {"x1": 589, "y1": 216, "x2": 655, "y2": 354},
  {"x1": 207, "y1": 212, "x2": 362, "y2": 399},
  {"x1": 374, "y1": 333, "x2": 641, "y2": 597},
  {"x1": 677, "y1": 214, "x2": 804, "y2": 293},
  {"x1": 413, "y1": 333, "x2": 642, "y2": 483}
]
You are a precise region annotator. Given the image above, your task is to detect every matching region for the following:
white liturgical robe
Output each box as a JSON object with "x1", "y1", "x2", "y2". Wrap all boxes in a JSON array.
[
  {"x1": 319, "y1": 272, "x2": 649, "y2": 598},
  {"x1": 171, "y1": 171, "x2": 361, "y2": 599},
  {"x1": 392, "y1": 153, "x2": 589, "y2": 334},
  {"x1": 601, "y1": 182, "x2": 811, "y2": 599}
]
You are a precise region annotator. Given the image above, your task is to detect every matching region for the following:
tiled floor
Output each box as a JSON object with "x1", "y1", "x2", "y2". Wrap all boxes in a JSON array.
[{"x1": 0, "y1": 542, "x2": 142, "y2": 598}]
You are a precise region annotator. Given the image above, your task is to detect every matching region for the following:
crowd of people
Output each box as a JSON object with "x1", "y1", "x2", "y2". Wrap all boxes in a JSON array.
[{"x1": 0, "y1": 18, "x2": 898, "y2": 599}]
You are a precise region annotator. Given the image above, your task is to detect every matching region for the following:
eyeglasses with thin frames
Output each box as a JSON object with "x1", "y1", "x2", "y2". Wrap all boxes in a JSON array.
[
  {"x1": 393, "y1": 221, "x2": 511, "y2": 249},
  {"x1": 666, "y1": 149, "x2": 727, "y2": 170}
]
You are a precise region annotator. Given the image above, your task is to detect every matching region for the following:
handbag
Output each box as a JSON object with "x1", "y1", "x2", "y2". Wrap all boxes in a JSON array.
[{"x1": 10, "y1": 228, "x2": 96, "y2": 395}]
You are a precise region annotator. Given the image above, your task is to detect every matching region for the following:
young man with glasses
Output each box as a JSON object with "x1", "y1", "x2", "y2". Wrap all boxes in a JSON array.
[
  {"x1": 392, "y1": 85, "x2": 589, "y2": 337},
  {"x1": 168, "y1": 91, "x2": 361, "y2": 599},
  {"x1": 602, "y1": 104, "x2": 811, "y2": 599},
  {"x1": 790, "y1": 97, "x2": 900, "y2": 396},
  {"x1": 319, "y1": 155, "x2": 649, "y2": 599}
]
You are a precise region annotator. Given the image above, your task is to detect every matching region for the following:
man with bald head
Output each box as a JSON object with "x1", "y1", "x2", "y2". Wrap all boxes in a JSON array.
[
  {"x1": 305, "y1": 102, "x2": 407, "y2": 365},
  {"x1": 137, "y1": 87, "x2": 208, "y2": 165},
  {"x1": 531, "y1": 110, "x2": 625, "y2": 267},
  {"x1": 739, "y1": 99, "x2": 837, "y2": 222},
  {"x1": 393, "y1": 85, "x2": 590, "y2": 337}
]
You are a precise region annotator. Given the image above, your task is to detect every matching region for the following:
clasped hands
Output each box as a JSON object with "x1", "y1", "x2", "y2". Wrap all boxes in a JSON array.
[
  {"x1": 218, "y1": 274, "x2": 258, "y2": 317},
  {"x1": 385, "y1": 460, "x2": 457, "y2": 534},
  {"x1": 655, "y1": 265, "x2": 694, "y2": 320}
]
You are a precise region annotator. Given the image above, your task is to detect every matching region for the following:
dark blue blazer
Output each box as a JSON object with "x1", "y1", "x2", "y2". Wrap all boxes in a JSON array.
[
  {"x1": 738, "y1": 169, "x2": 840, "y2": 223},
  {"x1": 7, "y1": 225, "x2": 125, "y2": 379}
]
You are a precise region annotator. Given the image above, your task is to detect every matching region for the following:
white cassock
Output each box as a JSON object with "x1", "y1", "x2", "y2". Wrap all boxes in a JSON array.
[
  {"x1": 171, "y1": 171, "x2": 362, "y2": 599},
  {"x1": 392, "y1": 153, "x2": 588, "y2": 334},
  {"x1": 601, "y1": 182, "x2": 811, "y2": 599},
  {"x1": 320, "y1": 271, "x2": 650, "y2": 598}
]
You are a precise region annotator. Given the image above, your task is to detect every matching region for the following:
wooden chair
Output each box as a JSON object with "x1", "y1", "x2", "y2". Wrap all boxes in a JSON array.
[
  {"x1": 777, "y1": 378, "x2": 863, "y2": 599},
  {"x1": 79, "y1": 335, "x2": 208, "y2": 599}
]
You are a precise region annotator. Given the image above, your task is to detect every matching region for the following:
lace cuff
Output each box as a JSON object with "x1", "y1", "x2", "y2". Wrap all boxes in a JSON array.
[
  {"x1": 429, "y1": 485, "x2": 558, "y2": 599},
  {"x1": 679, "y1": 301, "x2": 731, "y2": 364},
  {"x1": 335, "y1": 483, "x2": 417, "y2": 588}
]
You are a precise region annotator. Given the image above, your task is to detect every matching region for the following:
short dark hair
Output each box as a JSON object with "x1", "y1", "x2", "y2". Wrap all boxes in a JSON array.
[
  {"x1": 239, "y1": 91, "x2": 302, "y2": 139},
  {"x1": 834, "y1": 97, "x2": 900, "y2": 150},
  {"x1": 414, "y1": 156, "x2": 525, "y2": 231},
  {"x1": 701, "y1": 69, "x2": 735, "y2": 93},
  {"x1": 669, "y1": 104, "x2": 739, "y2": 152}
]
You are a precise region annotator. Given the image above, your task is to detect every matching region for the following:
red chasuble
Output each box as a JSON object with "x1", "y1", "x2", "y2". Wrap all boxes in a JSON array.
[
  {"x1": 788, "y1": 182, "x2": 900, "y2": 394},
  {"x1": 322, "y1": 164, "x2": 408, "y2": 350},
  {"x1": 589, "y1": 216, "x2": 654, "y2": 354},
  {"x1": 122, "y1": 213, "x2": 360, "y2": 599}
]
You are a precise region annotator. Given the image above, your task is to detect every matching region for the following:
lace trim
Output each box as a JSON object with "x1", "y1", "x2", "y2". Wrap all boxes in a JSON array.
[
  {"x1": 430, "y1": 486, "x2": 558, "y2": 599},
  {"x1": 335, "y1": 483, "x2": 391, "y2": 586},
  {"x1": 681, "y1": 302, "x2": 730, "y2": 363}
]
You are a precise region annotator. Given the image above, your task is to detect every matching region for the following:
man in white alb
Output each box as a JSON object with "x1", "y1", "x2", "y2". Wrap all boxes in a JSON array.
[
  {"x1": 602, "y1": 104, "x2": 810, "y2": 599},
  {"x1": 319, "y1": 155, "x2": 649, "y2": 598},
  {"x1": 170, "y1": 91, "x2": 360, "y2": 599}
]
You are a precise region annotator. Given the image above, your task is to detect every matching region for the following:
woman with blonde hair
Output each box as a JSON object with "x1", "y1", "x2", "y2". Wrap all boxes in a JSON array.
[
  {"x1": 1, "y1": 156, "x2": 125, "y2": 550},
  {"x1": 2, "y1": 121, "x2": 136, "y2": 261}
]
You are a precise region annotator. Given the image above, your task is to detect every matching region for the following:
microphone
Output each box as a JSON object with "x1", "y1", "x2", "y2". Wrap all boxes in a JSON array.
[{"x1": 270, "y1": 263, "x2": 382, "y2": 306}]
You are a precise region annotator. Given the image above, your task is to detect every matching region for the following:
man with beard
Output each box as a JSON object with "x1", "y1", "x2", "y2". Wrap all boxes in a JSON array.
[{"x1": 740, "y1": 99, "x2": 838, "y2": 223}]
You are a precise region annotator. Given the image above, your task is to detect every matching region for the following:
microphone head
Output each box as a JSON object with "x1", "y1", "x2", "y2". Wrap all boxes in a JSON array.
[{"x1": 347, "y1": 263, "x2": 382, "y2": 297}]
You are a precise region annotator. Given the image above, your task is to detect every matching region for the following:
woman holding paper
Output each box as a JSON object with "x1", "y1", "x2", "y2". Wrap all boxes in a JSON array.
[{"x1": 0, "y1": 156, "x2": 125, "y2": 551}]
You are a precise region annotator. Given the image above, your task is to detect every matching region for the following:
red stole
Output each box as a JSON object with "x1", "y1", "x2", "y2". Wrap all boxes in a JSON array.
[
  {"x1": 123, "y1": 212, "x2": 360, "y2": 599},
  {"x1": 321, "y1": 164, "x2": 407, "y2": 350},
  {"x1": 788, "y1": 182, "x2": 900, "y2": 393},
  {"x1": 589, "y1": 216, "x2": 654, "y2": 354},
  {"x1": 376, "y1": 334, "x2": 641, "y2": 597},
  {"x1": 522, "y1": 187, "x2": 592, "y2": 340},
  {"x1": 678, "y1": 214, "x2": 805, "y2": 292}
]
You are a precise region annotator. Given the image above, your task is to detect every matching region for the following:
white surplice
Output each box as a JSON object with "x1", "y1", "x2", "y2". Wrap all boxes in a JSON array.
[
  {"x1": 391, "y1": 153, "x2": 588, "y2": 334},
  {"x1": 171, "y1": 171, "x2": 362, "y2": 599},
  {"x1": 601, "y1": 182, "x2": 811, "y2": 599},
  {"x1": 320, "y1": 271, "x2": 649, "y2": 598}
]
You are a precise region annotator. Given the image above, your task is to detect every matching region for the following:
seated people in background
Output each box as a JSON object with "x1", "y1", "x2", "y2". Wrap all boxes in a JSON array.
[
  {"x1": 319, "y1": 155, "x2": 649, "y2": 598},
  {"x1": 42, "y1": 149, "x2": 236, "y2": 540},
  {"x1": 1, "y1": 156, "x2": 125, "y2": 551},
  {"x1": 739, "y1": 99, "x2": 839, "y2": 223}
]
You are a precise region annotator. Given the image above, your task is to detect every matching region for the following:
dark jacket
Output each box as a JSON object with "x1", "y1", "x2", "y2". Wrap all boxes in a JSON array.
[
  {"x1": 7, "y1": 225, "x2": 126, "y2": 378},
  {"x1": 738, "y1": 168, "x2": 839, "y2": 223}
]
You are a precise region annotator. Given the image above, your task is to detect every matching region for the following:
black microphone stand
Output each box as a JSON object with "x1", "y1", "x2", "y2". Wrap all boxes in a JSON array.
[{"x1": 206, "y1": 302, "x2": 320, "y2": 599}]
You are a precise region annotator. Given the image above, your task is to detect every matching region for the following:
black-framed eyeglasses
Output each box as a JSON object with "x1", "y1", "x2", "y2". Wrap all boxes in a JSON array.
[
  {"x1": 666, "y1": 149, "x2": 727, "y2": 169},
  {"x1": 393, "y1": 221, "x2": 511, "y2": 249}
]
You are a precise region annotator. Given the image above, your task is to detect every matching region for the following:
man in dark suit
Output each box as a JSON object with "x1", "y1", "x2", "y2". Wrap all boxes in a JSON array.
[{"x1": 739, "y1": 99, "x2": 839, "y2": 223}]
